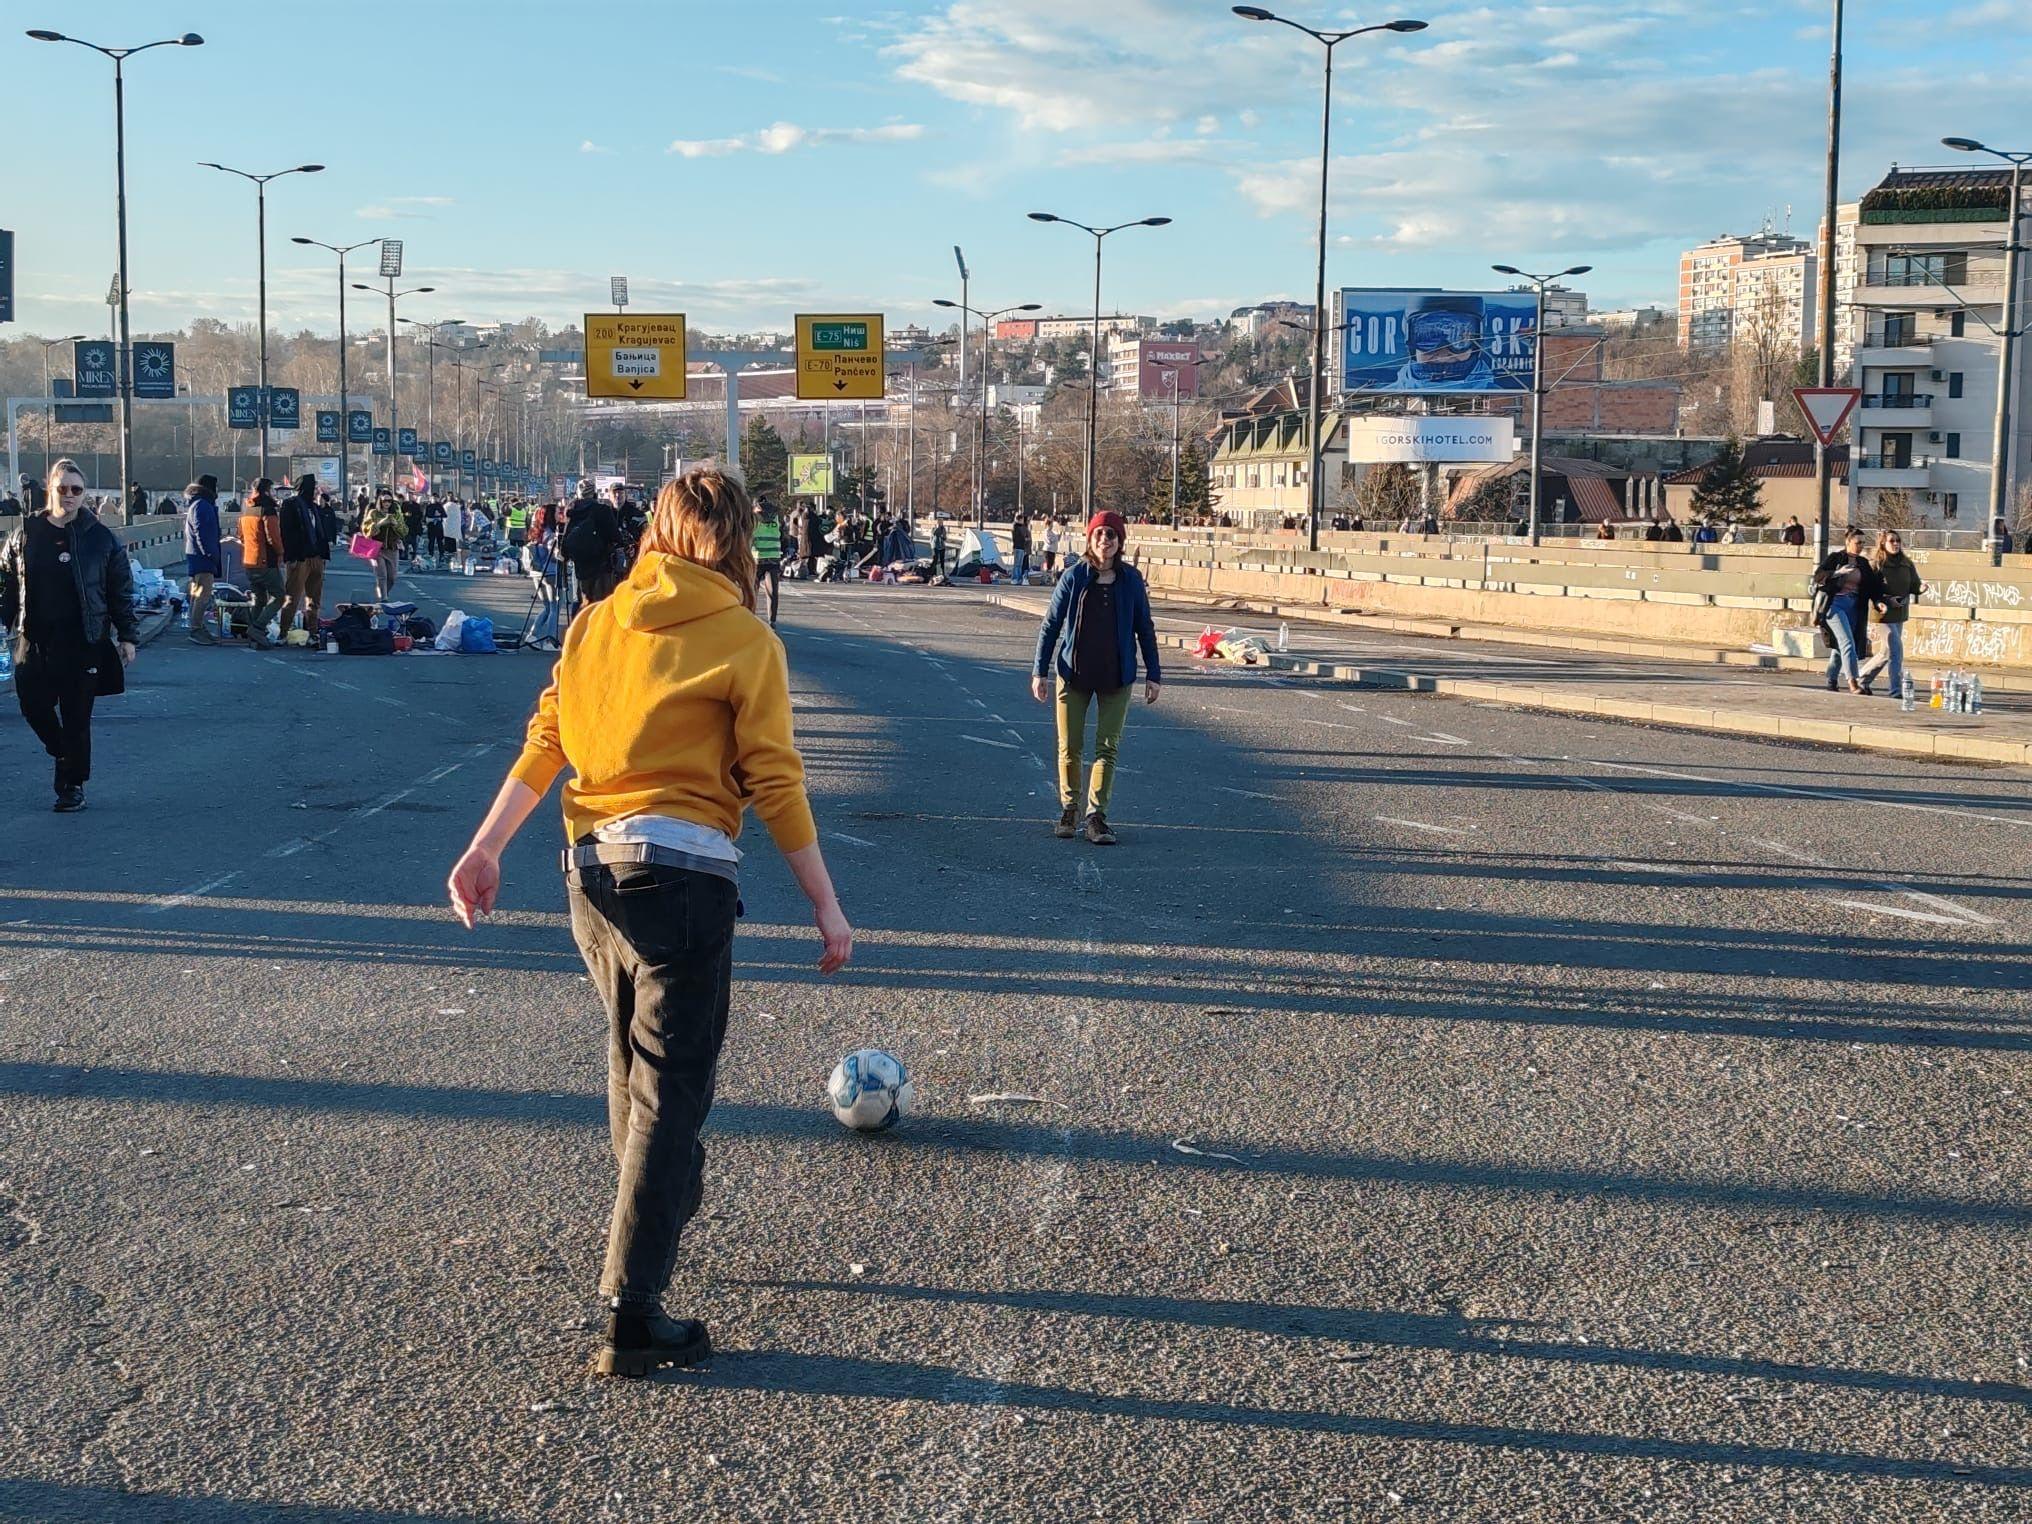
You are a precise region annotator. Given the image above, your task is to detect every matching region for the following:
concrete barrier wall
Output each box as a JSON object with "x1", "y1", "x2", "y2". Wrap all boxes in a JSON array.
[{"x1": 1117, "y1": 532, "x2": 2032, "y2": 672}]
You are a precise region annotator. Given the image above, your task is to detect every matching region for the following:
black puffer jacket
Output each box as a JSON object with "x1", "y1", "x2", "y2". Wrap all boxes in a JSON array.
[{"x1": 0, "y1": 507, "x2": 138, "y2": 647}]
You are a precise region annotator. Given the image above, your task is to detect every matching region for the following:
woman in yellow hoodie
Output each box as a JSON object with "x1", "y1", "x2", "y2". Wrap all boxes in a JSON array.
[{"x1": 448, "y1": 466, "x2": 851, "y2": 1378}]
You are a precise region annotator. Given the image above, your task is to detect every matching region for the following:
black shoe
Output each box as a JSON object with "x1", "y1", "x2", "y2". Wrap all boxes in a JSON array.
[
  {"x1": 1054, "y1": 806, "x2": 1078, "y2": 839},
  {"x1": 1826, "y1": 677, "x2": 1839, "y2": 691},
  {"x1": 592, "y1": 1306, "x2": 712, "y2": 1378},
  {"x1": 1084, "y1": 812, "x2": 1117, "y2": 846},
  {"x1": 53, "y1": 785, "x2": 86, "y2": 814}
]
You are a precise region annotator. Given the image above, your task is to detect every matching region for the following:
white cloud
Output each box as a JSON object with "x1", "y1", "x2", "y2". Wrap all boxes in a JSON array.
[
  {"x1": 1055, "y1": 139, "x2": 1225, "y2": 168},
  {"x1": 666, "y1": 121, "x2": 924, "y2": 157},
  {"x1": 579, "y1": 140, "x2": 614, "y2": 155},
  {"x1": 355, "y1": 195, "x2": 455, "y2": 221}
]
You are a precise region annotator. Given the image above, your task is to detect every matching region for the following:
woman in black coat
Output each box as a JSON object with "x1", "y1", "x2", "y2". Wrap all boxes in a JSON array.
[{"x1": 0, "y1": 459, "x2": 137, "y2": 811}]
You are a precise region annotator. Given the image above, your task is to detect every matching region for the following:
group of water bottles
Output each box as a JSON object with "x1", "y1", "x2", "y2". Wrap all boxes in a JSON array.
[{"x1": 1916, "y1": 669, "x2": 1984, "y2": 714}]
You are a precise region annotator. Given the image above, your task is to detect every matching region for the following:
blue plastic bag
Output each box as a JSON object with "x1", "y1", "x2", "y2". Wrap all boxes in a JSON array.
[{"x1": 458, "y1": 616, "x2": 497, "y2": 654}]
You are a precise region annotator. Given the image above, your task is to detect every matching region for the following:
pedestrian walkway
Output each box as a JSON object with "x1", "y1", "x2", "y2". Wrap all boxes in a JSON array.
[{"x1": 986, "y1": 587, "x2": 2032, "y2": 767}]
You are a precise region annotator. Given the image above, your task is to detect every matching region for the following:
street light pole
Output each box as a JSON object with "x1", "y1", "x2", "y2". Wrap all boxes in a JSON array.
[
  {"x1": 1492, "y1": 262, "x2": 1592, "y2": 545},
  {"x1": 354, "y1": 281, "x2": 436, "y2": 493},
  {"x1": 933, "y1": 299, "x2": 1041, "y2": 527},
  {"x1": 1944, "y1": 138, "x2": 2030, "y2": 567},
  {"x1": 201, "y1": 162, "x2": 323, "y2": 482},
  {"x1": 1233, "y1": 7, "x2": 1426, "y2": 552},
  {"x1": 30, "y1": 27, "x2": 204, "y2": 522},
  {"x1": 1813, "y1": 0, "x2": 1844, "y2": 562},
  {"x1": 1026, "y1": 213, "x2": 1171, "y2": 517},
  {"x1": 294, "y1": 239, "x2": 374, "y2": 516}
]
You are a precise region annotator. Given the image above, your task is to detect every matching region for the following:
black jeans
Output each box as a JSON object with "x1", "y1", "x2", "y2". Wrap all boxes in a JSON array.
[
  {"x1": 14, "y1": 639, "x2": 96, "y2": 791},
  {"x1": 758, "y1": 560, "x2": 782, "y2": 625},
  {"x1": 567, "y1": 861, "x2": 738, "y2": 1309}
]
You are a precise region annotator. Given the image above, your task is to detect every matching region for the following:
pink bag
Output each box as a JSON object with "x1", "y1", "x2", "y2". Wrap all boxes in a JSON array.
[{"x1": 349, "y1": 532, "x2": 379, "y2": 560}]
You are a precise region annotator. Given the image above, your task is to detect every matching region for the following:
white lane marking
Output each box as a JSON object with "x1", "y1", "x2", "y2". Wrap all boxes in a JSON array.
[
  {"x1": 147, "y1": 871, "x2": 242, "y2": 913},
  {"x1": 356, "y1": 789, "x2": 414, "y2": 819},
  {"x1": 373, "y1": 695, "x2": 406, "y2": 709},
  {"x1": 1587, "y1": 758, "x2": 2032, "y2": 831},
  {"x1": 961, "y1": 735, "x2": 1021, "y2": 751},
  {"x1": 1831, "y1": 899, "x2": 1972, "y2": 928},
  {"x1": 1423, "y1": 731, "x2": 1470, "y2": 745},
  {"x1": 830, "y1": 832, "x2": 876, "y2": 848},
  {"x1": 1213, "y1": 785, "x2": 1278, "y2": 801},
  {"x1": 1337, "y1": 703, "x2": 1367, "y2": 714},
  {"x1": 1374, "y1": 816, "x2": 1475, "y2": 837},
  {"x1": 1895, "y1": 889, "x2": 2001, "y2": 927},
  {"x1": 1749, "y1": 837, "x2": 1824, "y2": 865},
  {"x1": 1378, "y1": 715, "x2": 1416, "y2": 728},
  {"x1": 424, "y1": 763, "x2": 465, "y2": 783},
  {"x1": 332, "y1": 681, "x2": 361, "y2": 692},
  {"x1": 966, "y1": 696, "x2": 987, "y2": 708}
]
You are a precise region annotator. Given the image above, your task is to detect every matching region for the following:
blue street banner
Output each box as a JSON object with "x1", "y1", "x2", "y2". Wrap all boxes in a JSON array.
[
  {"x1": 316, "y1": 410, "x2": 341, "y2": 443},
  {"x1": 460, "y1": 449, "x2": 477, "y2": 472},
  {"x1": 372, "y1": 427, "x2": 392, "y2": 456},
  {"x1": 73, "y1": 340, "x2": 117, "y2": 400},
  {"x1": 1336, "y1": 287, "x2": 1538, "y2": 395},
  {"x1": 267, "y1": 387, "x2": 301, "y2": 430},
  {"x1": 0, "y1": 229, "x2": 13, "y2": 323},
  {"x1": 347, "y1": 409, "x2": 374, "y2": 444},
  {"x1": 132, "y1": 340, "x2": 176, "y2": 401},
  {"x1": 481, "y1": 458, "x2": 496, "y2": 477},
  {"x1": 434, "y1": 441, "x2": 454, "y2": 466},
  {"x1": 397, "y1": 426, "x2": 419, "y2": 456},
  {"x1": 228, "y1": 386, "x2": 262, "y2": 429}
]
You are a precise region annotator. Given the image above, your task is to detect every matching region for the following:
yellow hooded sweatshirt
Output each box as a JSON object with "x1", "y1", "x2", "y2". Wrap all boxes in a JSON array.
[{"x1": 509, "y1": 551, "x2": 816, "y2": 854}]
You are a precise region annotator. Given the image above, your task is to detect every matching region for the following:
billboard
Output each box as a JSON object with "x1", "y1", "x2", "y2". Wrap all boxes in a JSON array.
[
  {"x1": 788, "y1": 454, "x2": 833, "y2": 496},
  {"x1": 1343, "y1": 415, "x2": 1515, "y2": 464},
  {"x1": 1134, "y1": 341, "x2": 1200, "y2": 400},
  {"x1": 1337, "y1": 288, "x2": 1536, "y2": 394},
  {"x1": 132, "y1": 341, "x2": 175, "y2": 400},
  {"x1": 73, "y1": 340, "x2": 117, "y2": 400}
]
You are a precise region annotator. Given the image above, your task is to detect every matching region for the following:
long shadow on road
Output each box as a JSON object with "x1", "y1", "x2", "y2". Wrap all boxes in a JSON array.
[{"x1": 3, "y1": 1061, "x2": 2025, "y2": 1228}]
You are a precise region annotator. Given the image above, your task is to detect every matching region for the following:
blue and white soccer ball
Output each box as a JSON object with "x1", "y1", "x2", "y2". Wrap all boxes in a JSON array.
[{"x1": 827, "y1": 1048, "x2": 916, "y2": 1132}]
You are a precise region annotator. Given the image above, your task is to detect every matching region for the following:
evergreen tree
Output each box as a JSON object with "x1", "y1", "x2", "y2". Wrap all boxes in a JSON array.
[
  {"x1": 1689, "y1": 435, "x2": 1768, "y2": 525},
  {"x1": 740, "y1": 415, "x2": 788, "y2": 503}
]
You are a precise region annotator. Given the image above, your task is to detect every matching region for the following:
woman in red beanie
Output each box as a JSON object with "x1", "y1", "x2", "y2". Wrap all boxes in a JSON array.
[{"x1": 1030, "y1": 511, "x2": 1161, "y2": 844}]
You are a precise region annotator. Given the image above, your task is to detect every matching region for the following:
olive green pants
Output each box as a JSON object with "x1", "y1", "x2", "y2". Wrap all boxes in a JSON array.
[{"x1": 1056, "y1": 679, "x2": 1132, "y2": 815}]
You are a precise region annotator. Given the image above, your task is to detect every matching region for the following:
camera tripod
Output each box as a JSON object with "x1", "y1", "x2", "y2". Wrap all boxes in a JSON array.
[{"x1": 513, "y1": 536, "x2": 573, "y2": 652}]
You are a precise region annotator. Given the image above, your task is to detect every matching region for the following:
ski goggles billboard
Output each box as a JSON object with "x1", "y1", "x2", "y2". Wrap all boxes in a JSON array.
[{"x1": 1337, "y1": 289, "x2": 1537, "y2": 394}]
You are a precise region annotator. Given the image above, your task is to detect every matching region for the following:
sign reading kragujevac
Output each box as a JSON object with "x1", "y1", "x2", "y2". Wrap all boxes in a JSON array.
[
  {"x1": 1343, "y1": 415, "x2": 1516, "y2": 464},
  {"x1": 1337, "y1": 288, "x2": 1537, "y2": 395}
]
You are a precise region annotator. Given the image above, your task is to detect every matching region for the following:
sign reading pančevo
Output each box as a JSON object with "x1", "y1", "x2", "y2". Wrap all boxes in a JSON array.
[
  {"x1": 586, "y1": 313, "x2": 686, "y2": 399},
  {"x1": 795, "y1": 313, "x2": 885, "y2": 400},
  {"x1": 788, "y1": 454, "x2": 834, "y2": 496}
]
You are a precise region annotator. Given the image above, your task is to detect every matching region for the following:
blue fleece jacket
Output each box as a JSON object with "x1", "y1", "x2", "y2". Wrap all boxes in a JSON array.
[
  {"x1": 1033, "y1": 559, "x2": 1162, "y2": 688},
  {"x1": 182, "y1": 491, "x2": 221, "y2": 561}
]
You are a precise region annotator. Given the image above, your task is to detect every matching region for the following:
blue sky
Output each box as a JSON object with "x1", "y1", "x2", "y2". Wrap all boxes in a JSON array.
[{"x1": 10, "y1": 0, "x2": 2029, "y2": 340}]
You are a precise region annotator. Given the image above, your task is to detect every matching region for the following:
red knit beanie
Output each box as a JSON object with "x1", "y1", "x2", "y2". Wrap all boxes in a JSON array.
[{"x1": 1087, "y1": 510, "x2": 1126, "y2": 538}]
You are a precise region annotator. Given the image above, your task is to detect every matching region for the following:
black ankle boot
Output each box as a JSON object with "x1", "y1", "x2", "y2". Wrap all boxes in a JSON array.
[{"x1": 593, "y1": 1304, "x2": 711, "y2": 1377}]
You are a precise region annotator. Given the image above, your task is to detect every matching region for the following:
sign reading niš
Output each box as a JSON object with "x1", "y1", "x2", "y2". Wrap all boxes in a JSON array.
[
  {"x1": 794, "y1": 312, "x2": 885, "y2": 400},
  {"x1": 585, "y1": 313, "x2": 686, "y2": 399},
  {"x1": 74, "y1": 340, "x2": 117, "y2": 399}
]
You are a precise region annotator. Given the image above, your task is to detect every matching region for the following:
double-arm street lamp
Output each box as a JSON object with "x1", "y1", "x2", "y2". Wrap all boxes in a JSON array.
[
  {"x1": 353, "y1": 280, "x2": 436, "y2": 492},
  {"x1": 1232, "y1": 7, "x2": 1425, "y2": 551},
  {"x1": 1492, "y1": 262, "x2": 1592, "y2": 545},
  {"x1": 1026, "y1": 213, "x2": 1171, "y2": 516},
  {"x1": 201, "y1": 162, "x2": 323, "y2": 479},
  {"x1": 933, "y1": 298, "x2": 1042, "y2": 526},
  {"x1": 1943, "y1": 137, "x2": 2030, "y2": 566},
  {"x1": 28, "y1": 27, "x2": 204, "y2": 521},
  {"x1": 290, "y1": 237, "x2": 376, "y2": 513},
  {"x1": 398, "y1": 317, "x2": 468, "y2": 490}
]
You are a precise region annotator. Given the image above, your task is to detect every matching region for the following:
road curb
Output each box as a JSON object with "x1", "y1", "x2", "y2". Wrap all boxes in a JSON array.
[{"x1": 981, "y1": 591, "x2": 2032, "y2": 767}]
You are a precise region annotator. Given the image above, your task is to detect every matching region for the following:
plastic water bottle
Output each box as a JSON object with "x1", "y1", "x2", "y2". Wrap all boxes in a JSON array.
[
  {"x1": 1277, "y1": 621, "x2": 1289, "y2": 653},
  {"x1": 1900, "y1": 672, "x2": 1915, "y2": 712},
  {"x1": 1970, "y1": 675, "x2": 1983, "y2": 715},
  {"x1": 1929, "y1": 673, "x2": 1944, "y2": 709}
]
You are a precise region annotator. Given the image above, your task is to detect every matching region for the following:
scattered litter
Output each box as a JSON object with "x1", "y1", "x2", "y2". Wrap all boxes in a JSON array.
[
  {"x1": 849, "y1": 1262, "x2": 868, "y2": 1277},
  {"x1": 138, "y1": 1147, "x2": 158, "y2": 1157},
  {"x1": 529, "y1": 1399, "x2": 568, "y2": 1414},
  {"x1": 1171, "y1": 1138, "x2": 1245, "y2": 1163},
  {"x1": 240, "y1": 1164, "x2": 256, "y2": 1172},
  {"x1": 967, "y1": 1092, "x2": 1067, "y2": 1108},
  {"x1": 435, "y1": 1008, "x2": 465, "y2": 1016},
  {"x1": 1648, "y1": 982, "x2": 1666, "y2": 990}
]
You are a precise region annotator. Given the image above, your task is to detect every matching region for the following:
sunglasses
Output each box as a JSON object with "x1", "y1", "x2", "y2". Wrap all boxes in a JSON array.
[{"x1": 57, "y1": 485, "x2": 86, "y2": 497}]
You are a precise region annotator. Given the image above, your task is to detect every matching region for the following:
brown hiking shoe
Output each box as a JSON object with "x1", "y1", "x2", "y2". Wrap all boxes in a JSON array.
[
  {"x1": 1083, "y1": 812, "x2": 1117, "y2": 846},
  {"x1": 1054, "y1": 806, "x2": 1078, "y2": 839}
]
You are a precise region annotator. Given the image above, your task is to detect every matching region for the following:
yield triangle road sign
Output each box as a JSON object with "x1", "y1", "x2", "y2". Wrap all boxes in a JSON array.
[{"x1": 1792, "y1": 386, "x2": 1862, "y2": 447}]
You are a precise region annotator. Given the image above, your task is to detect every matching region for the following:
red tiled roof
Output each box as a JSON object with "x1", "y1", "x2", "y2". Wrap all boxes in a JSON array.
[{"x1": 1663, "y1": 439, "x2": 1850, "y2": 484}]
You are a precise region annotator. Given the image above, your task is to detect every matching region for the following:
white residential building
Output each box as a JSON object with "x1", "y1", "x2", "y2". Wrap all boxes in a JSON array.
[
  {"x1": 1678, "y1": 230, "x2": 1816, "y2": 350},
  {"x1": 1845, "y1": 164, "x2": 2030, "y2": 529},
  {"x1": 1505, "y1": 283, "x2": 1589, "y2": 329}
]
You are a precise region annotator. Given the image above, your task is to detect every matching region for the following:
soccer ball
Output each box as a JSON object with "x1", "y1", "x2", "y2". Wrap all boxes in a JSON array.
[{"x1": 827, "y1": 1049, "x2": 915, "y2": 1132}]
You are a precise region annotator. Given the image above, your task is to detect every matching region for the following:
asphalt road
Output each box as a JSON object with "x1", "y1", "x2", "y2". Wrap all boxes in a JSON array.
[{"x1": 1, "y1": 563, "x2": 2028, "y2": 1522}]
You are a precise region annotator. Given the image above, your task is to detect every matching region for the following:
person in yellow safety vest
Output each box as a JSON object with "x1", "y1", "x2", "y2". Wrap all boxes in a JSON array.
[
  {"x1": 508, "y1": 502, "x2": 531, "y2": 548},
  {"x1": 752, "y1": 495, "x2": 785, "y2": 628}
]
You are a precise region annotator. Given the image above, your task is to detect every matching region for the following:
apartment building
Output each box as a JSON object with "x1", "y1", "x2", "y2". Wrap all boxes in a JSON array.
[
  {"x1": 1678, "y1": 231, "x2": 1816, "y2": 349},
  {"x1": 1505, "y1": 283, "x2": 1588, "y2": 329},
  {"x1": 1228, "y1": 301, "x2": 1315, "y2": 339},
  {"x1": 1845, "y1": 164, "x2": 2030, "y2": 528},
  {"x1": 1004, "y1": 313, "x2": 1153, "y2": 345}
]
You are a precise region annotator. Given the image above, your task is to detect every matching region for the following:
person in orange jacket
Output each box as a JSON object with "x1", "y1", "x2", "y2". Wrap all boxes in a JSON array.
[{"x1": 237, "y1": 479, "x2": 286, "y2": 649}]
